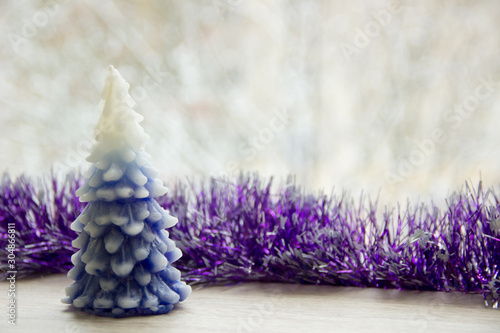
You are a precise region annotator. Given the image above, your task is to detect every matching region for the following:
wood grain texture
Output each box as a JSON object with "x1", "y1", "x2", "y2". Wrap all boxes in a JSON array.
[{"x1": 0, "y1": 274, "x2": 498, "y2": 333}]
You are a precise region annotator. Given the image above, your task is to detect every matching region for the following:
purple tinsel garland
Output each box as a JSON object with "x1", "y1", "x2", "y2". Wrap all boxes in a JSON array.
[{"x1": 0, "y1": 172, "x2": 499, "y2": 308}]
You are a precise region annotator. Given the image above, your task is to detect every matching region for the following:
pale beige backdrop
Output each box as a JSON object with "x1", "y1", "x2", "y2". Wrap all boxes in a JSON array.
[
  {"x1": 1, "y1": 0, "x2": 499, "y2": 332},
  {"x1": 1, "y1": 0, "x2": 500, "y2": 205}
]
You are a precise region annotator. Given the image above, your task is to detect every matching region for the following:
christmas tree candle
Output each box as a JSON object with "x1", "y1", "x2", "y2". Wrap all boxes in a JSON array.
[{"x1": 61, "y1": 65, "x2": 191, "y2": 317}]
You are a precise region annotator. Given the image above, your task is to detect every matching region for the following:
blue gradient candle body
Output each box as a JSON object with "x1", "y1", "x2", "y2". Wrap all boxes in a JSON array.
[{"x1": 62, "y1": 66, "x2": 191, "y2": 317}]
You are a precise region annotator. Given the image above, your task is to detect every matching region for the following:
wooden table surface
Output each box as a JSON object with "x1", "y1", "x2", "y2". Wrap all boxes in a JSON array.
[{"x1": 1, "y1": 274, "x2": 498, "y2": 333}]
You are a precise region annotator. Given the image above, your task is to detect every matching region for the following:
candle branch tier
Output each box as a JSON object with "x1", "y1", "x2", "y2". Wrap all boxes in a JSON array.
[{"x1": 62, "y1": 66, "x2": 191, "y2": 318}]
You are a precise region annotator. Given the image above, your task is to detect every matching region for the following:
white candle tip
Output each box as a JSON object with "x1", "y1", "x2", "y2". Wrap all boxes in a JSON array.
[{"x1": 93, "y1": 66, "x2": 149, "y2": 152}]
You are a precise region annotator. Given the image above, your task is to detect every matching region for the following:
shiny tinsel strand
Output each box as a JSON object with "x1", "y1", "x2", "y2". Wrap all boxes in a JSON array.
[
  {"x1": 0, "y1": 172, "x2": 499, "y2": 308},
  {"x1": 0, "y1": 172, "x2": 84, "y2": 277}
]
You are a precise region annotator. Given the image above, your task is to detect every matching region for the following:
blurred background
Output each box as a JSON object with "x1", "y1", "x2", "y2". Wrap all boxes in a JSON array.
[{"x1": 1, "y1": 0, "x2": 500, "y2": 206}]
